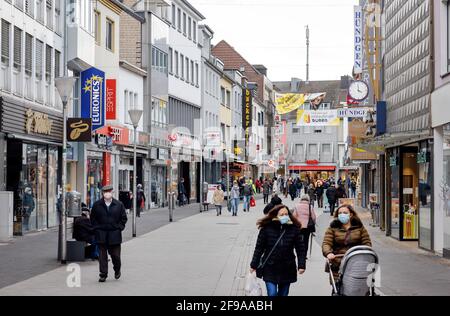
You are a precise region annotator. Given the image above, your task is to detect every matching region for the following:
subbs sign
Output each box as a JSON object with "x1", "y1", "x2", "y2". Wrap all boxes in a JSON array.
[{"x1": 81, "y1": 67, "x2": 105, "y2": 131}]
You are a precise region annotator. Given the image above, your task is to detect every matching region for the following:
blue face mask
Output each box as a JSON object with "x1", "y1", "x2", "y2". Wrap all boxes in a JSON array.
[
  {"x1": 278, "y1": 215, "x2": 290, "y2": 225},
  {"x1": 338, "y1": 213, "x2": 351, "y2": 225}
]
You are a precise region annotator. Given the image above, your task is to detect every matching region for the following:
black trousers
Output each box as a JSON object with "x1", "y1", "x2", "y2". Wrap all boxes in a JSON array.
[
  {"x1": 99, "y1": 244, "x2": 121, "y2": 278},
  {"x1": 263, "y1": 194, "x2": 269, "y2": 204},
  {"x1": 329, "y1": 202, "x2": 336, "y2": 216},
  {"x1": 301, "y1": 229, "x2": 311, "y2": 256}
]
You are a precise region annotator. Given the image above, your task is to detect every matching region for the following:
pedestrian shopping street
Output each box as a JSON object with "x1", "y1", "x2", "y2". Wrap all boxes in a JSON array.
[{"x1": 1, "y1": 198, "x2": 449, "y2": 296}]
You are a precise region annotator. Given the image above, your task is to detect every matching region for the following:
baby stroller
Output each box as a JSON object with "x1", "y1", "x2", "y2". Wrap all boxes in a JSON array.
[{"x1": 327, "y1": 246, "x2": 379, "y2": 296}]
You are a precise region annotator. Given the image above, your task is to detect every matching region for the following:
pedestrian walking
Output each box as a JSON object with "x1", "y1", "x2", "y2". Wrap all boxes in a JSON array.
[
  {"x1": 242, "y1": 181, "x2": 253, "y2": 212},
  {"x1": 230, "y1": 181, "x2": 240, "y2": 216},
  {"x1": 326, "y1": 184, "x2": 338, "y2": 216},
  {"x1": 296, "y1": 179, "x2": 303, "y2": 198},
  {"x1": 213, "y1": 185, "x2": 225, "y2": 216},
  {"x1": 263, "y1": 195, "x2": 283, "y2": 215},
  {"x1": 315, "y1": 181, "x2": 324, "y2": 208},
  {"x1": 262, "y1": 179, "x2": 270, "y2": 204},
  {"x1": 136, "y1": 184, "x2": 146, "y2": 217},
  {"x1": 178, "y1": 178, "x2": 187, "y2": 206},
  {"x1": 307, "y1": 184, "x2": 316, "y2": 207},
  {"x1": 250, "y1": 205, "x2": 306, "y2": 297},
  {"x1": 350, "y1": 179, "x2": 357, "y2": 198},
  {"x1": 289, "y1": 180, "x2": 297, "y2": 201},
  {"x1": 90, "y1": 185, "x2": 128, "y2": 283},
  {"x1": 322, "y1": 204, "x2": 372, "y2": 281},
  {"x1": 292, "y1": 195, "x2": 317, "y2": 256}
]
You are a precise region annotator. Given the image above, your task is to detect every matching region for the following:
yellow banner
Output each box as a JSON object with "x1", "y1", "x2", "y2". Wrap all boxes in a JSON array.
[
  {"x1": 276, "y1": 93, "x2": 306, "y2": 115},
  {"x1": 296, "y1": 109, "x2": 340, "y2": 126}
]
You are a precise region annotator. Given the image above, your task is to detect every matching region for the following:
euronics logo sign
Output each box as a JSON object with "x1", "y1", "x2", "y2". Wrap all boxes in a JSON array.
[{"x1": 81, "y1": 67, "x2": 105, "y2": 131}]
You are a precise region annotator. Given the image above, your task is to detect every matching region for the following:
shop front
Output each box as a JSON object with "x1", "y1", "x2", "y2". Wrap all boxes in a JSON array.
[
  {"x1": 0, "y1": 96, "x2": 63, "y2": 235},
  {"x1": 386, "y1": 141, "x2": 433, "y2": 248},
  {"x1": 289, "y1": 164, "x2": 336, "y2": 182}
]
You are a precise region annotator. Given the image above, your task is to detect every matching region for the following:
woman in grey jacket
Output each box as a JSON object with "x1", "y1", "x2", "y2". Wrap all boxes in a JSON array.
[{"x1": 230, "y1": 181, "x2": 240, "y2": 216}]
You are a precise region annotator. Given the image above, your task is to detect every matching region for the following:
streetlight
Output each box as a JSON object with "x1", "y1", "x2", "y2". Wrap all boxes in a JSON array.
[
  {"x1": 128, "y1": 109, "x2": 143, "y2": 238},
  {"x1": 55, "y1": 76, "x2": 76, "y2": 264}
]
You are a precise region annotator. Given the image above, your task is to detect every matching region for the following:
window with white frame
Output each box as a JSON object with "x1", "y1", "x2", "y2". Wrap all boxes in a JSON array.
[
  {"x1": 185, "y1": 57, "x2": 189, "y2": 83},
  {"x1": 193, "y1": 21, "x2": 197, "y2": 42},
  {"x1": 25, "y1": 0, "x2": 34, "y2": 17},
  {"x1": 175, "y1": 51, "x2": 179, "y2": 76},
  {"x1": 15, "y1": 0, "x2": 24, "y2": 11},
  {"x1": 94, "y1": 11, "x2": 101, "y2": 45},
  {"x1": 188, "y1": 17, "x2": 192, "y2": 39},
  {"x1": 221, "y1": 87, "x2": 226, "y2": 105},
  {"x1": 54, "y1": 50, "x2": 60, "y2": 78},
  {"x1": 177, "y1": 8, "x2": 181, "y2": 31},
  {"x1": 308, "y1": 144, "x2": 318, "y2": 158},
  {"x1": 46, "y1": 0, "x2": 53, "y2": 29},
  {"x1": 180, "y1": 54, "x2": 184, "y2": 79},
  {"x1": 171, "y1": 4, "x2": 176, "y2": 27},
  {"x1": 35, "y1": 40, "x2": 43, "y2": 80},
  {"x1": 169, "y1": 48, "x2": 173, "y2": 74},
  {"x1": 226, "y1": 90, "x2": 231, "y2": 107},
  {"x1": 295, "y1": 144, "x2": 304, "y2": 156},
  {"x1": 190, "y1": 60, "x2": 194, "y2": 84},
  {"x1": 25, "y1": 33, "x2": 33, "y2": 76},
  {"x1": 55, "y1": 0, "x2": 61, "y2": 34},
  {"x1": 1, "y1": 20, "x2": 10, "y2": 66},
  {"x1": 183, "y1": 13, "x2": 186, "y2": 35},
  {"x1": 45, "y1": 44, "x2": 52, "y2": 83},
  {"x1": 195, "y1": 63, "x2": 199, "y2": 86},
  {"x1": 36, "y1": 0, "x2": 44, "y2": 23},
  {"x1": 106, "y1": 18, "x2": 114, "y2": 51},
  {"x1": 322, "y1": 144, "x2": 331, "y2": 154},
  {"x1": 13, "y1": 27, "x2": 22, "y2": 71}
]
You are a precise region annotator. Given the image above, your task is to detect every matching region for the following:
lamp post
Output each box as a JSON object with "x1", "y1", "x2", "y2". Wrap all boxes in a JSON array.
[
  {"x1": 55, "y1": 76, "x2": 76, "y2": 264},
  {"x1": 128, "y1": 109, "x2": 143, "y2": 238}
]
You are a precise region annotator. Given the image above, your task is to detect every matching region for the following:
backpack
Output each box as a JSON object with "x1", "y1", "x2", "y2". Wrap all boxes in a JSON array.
[{"x1": 243, "y1": 185, "x2": 252, "y2": 196}]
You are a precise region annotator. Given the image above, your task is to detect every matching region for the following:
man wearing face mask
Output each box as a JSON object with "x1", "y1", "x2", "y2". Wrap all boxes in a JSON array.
[{"x1": 90, "y1": 185, "x2": 128, "y2": 283}]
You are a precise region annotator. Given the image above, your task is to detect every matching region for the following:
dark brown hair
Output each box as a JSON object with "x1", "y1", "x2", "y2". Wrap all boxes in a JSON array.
[
  {"x1": 334, "y1": 204, "x2": 362, "y2": 222},
  {"x1": 257, "y1": 204, "x2": 302, "y2": 229}
]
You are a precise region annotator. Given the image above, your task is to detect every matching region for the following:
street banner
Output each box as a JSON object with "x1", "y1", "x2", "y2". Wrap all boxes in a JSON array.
[
  {"x1": 67, "y1": 118, "x2": 92, "y2": 142},
  {"x1": 276, "y1": 93, "x2": 327, "y2": 114},
  {"x1": 296, "y1": 109, "x2": 340, "y2": 126},
  {"x1": 354, "y1": 6, "x2": 363, "y2": 74},
  {"x1": 81, "y1": 67, "x2": 105, "y2": 131},
  {"x1": 106, "y1": 79, "x2": 116, "y2": 120}
]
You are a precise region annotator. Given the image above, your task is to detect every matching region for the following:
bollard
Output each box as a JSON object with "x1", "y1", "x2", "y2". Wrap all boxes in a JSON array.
[{"x1": 168, "y1": 192, "x2": 175, "y2": 222}]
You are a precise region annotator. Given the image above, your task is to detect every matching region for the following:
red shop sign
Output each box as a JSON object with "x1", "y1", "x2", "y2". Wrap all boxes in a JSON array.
[
  {"x1": 306, "y1": 160, "x2": 319, "y2": 165},
  {"x1": 97, "y1": 125, "x2": 129, "y2": 146},
  {"x1": 106, "y1": 79, "x2": 116, "y2": 120}
]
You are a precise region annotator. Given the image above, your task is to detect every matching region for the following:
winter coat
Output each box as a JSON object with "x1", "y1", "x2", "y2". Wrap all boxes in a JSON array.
[
  {"x1": 90, "y1": 199, "x2": 128, "y2": 246},
  {"x1": 307, "y1": 187, "x2": 316, "y2": 201},
  {"x1": 315, "y1": 186, "x2": 324, "y2": 197},
  {"x1": 322, "y1": 217, "x2": 372, "y2": 274},
  {"x1": 262, "y1": 182, "x2": 270, "y2": 195},
  {"x1": 336, "y1": 186, "x2": 347, "y2": 199},
  {"x1": 289, "y1": 183, "x2": 297, "y2": 196},
  {"x1": 251, "y1": 220, "x2": 306, "y2": 284},
  {"x1": 263, "y1": 196, "x2": 283, "y2": 215},
  {"x1": 73, "y1": 216, "x2": 95, "y2": 243},
  {"x1": 293, "y1": 201, "x2": 317, "y2": 230},
  {"x1": 326, "y1": 187, "x2": 337, "y2": 203},
  {"x1": 213, "y1": 189, "x2": 225, "y2": 205},
  {"x1": 231, "y1": 185, "x2": 240, "y2": 199},
  {"x1": 137, "y1": 189, "x2": 146, "y2": 207}
]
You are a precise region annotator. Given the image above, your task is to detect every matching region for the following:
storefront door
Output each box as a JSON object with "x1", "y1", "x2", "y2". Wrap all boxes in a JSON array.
[{"x1": 401, "y1": 149, "x2": 419, "y2": 241}]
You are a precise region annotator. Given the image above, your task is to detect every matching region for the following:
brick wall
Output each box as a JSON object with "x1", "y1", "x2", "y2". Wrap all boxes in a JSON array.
[{"x1": 119, "y1": 0, "x2": 142, "y2": 67}]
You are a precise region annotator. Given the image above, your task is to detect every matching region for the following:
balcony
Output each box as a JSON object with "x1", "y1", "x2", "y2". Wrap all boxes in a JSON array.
[
  {"x1": 0, "y1": 65, "x2": 11, "y2": 92},
  {"x1": 66, "y1": 25, "x2": 95, "y2": 70}
]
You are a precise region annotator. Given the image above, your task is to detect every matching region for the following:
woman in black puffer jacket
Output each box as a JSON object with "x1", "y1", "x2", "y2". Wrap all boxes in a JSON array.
[{"x1": 250, "y1": 205, "x2": 307, "y2": 297}]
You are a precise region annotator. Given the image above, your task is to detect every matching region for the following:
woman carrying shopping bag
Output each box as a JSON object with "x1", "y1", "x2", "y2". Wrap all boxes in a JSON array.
[{"x1": 250, "y1": 205, "x2": 307, "y2": 297}]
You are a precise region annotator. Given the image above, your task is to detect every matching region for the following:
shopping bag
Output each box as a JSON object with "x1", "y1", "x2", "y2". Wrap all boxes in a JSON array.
[
  {"x1": 244, "y1": 272, "x2": 263, "y2": 296},
  {"x1": 250, "y1": 197, "x2": 256, "y2": 207}
]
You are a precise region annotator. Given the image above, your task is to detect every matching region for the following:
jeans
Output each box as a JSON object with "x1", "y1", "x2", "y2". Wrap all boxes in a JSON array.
[
  {"x1": 265, "y1": 282, "x2": 291, "y2": 297},
  {"x1": 243, "y1": 196, "x2": 251, "y2": 212},
  {"x1": 231, "y1": 198, "x2": 239, "y2": 215},
  {"x1": 216, "y1": 205, "x2": 222, "y2": 215},
  {"x1": 351, "y1": 189, "x2": 356, "y2": 198}
]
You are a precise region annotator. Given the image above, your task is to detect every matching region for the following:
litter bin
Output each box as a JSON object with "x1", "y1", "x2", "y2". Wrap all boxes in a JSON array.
[{"x1": 66, "y1": 191, "x2": 82, "y2": 218}]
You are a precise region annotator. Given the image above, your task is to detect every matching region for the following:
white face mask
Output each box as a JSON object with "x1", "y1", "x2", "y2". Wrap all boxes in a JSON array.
[{"x1": 103, "y1": 192, "x2": 113, "y2": 201}]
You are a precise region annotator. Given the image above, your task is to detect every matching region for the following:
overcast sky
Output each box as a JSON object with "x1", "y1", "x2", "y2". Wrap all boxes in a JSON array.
[{"x1": 189, "y1": 0, "x2": 358, "y2": 82}]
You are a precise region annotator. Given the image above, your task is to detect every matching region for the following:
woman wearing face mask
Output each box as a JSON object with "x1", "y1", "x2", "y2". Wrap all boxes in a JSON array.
[
  {"x1": 250, "y1": 205, "x2": 306, "y2": 297},
  {"x1": 322, "y1": 205, "x2": 372, "y2": 280}
]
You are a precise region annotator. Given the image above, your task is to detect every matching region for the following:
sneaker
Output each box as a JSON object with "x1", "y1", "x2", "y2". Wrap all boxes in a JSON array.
[
  {"x1": 99, "y1": 276, "x2": 107, "y2": 283},
  {"x1": 115, "y1": 272, "x2": 121, "y2": 280}
]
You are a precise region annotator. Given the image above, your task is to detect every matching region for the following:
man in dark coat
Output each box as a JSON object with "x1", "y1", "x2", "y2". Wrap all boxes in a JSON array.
[
  {"x1": 326, "y1": 184, "x2": 338, "y2": 216},
  {"x1": 90, "y1": 185, "x2": 128, "y2": 283},
  {"x1": 178, "y1": 178, "x2": 187, "y2": 206}
]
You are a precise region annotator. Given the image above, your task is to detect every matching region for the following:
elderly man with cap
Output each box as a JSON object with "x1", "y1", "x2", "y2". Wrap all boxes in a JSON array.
[{"x1": 90, "y1": 185, "x2": 128, "y2": 283}]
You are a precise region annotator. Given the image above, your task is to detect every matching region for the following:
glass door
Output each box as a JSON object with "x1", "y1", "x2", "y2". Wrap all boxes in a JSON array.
[
  {"x1": 37, "y1": 146, "x2": 48, "y2": 231},
  {"x1": 47, "y1": 146, "x2": 59, "y2": 228},
  {"x1": 22, "y1": 144, "x2": 38, "y2": 232}
]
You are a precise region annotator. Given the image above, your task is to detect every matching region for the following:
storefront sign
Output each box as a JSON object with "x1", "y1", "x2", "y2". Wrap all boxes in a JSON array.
[
  {"x1": 242, "y1": 88, "x2": 253, "y2": 153},
  {"x1": 106, "y1": 79, "x2": 116, "y2": 120},
  {"x1": 354, "y1": 6, "x2": 363, "y2": 74},
  {"x1": 25, "y1": 109, "x2": 53, "y2": 135},
  {"x1": 81, "y1": 67, "x2": 105, "y2": 131},
  {"x1": 95, "y1": 134, "x2": 113, "y2": 150},
  {"x1": 103, "y1": 152, "x2": 112, "y2": 186},
  {"x1": 337, "y1": 108, "x2": 369, "y2": 118},
  {"x1": 306, "y1": 160, "x2": 319, "y2": 165},
  {"x1": 296, "y1": 110, "x2": 340, "y2": 127},
  {"x1": 67, "y1": 118, "x2": 92, "y2": 142}
]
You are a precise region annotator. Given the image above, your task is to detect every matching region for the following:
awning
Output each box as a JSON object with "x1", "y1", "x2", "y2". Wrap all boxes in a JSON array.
[
  {"x1": 358, "y1": 130, "x2": 431, "y2": 152},
  {"x1": 289, "y1": 165, "x2": 336, "y2": 171}
]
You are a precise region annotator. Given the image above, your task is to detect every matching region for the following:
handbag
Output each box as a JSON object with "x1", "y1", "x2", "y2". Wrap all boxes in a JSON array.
[
  {"x1": 250, "y1": 196, "x2": 256, "y2": 207},
  {"x1": 308, "y1": 204, "x2": 316, "y2": 233},
  {"x1": 256, "y1": 230, "x2": 286, "y2": 279}
]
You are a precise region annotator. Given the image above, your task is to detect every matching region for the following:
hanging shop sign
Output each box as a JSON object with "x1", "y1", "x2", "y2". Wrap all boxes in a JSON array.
[
  {"x1": 67, "y1": 118, "x2": 92, "y2": 142},
  {"x1": 276, "y1": 93, "x2": 327, "y2": 114},
  {"x1": 337, "y1": 108, "x2": 370, "y2": 118},
  {"x1": 296, "y1": 110, "x2": 340, "y2": 127},
  {"x1": 81, "y1": 67, "x2": 105, "y2": 131},
  {"x1": 106, "y1": 79, "x2": 117, "y2": 120},
  {"x1": 242, "y1": 89, "x2": 253, "y2": 159},
  {"x1": 25, "y1": 109, "x2": 53, "y2": 135},
  {"x1": 354, "y1": 5, "x2": 363, "y2": 74}
]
